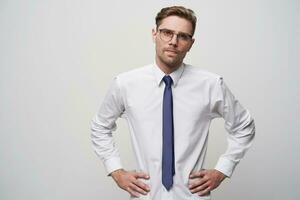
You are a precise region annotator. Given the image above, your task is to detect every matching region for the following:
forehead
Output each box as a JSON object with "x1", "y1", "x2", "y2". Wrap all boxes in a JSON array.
[{"x1": 158, "y1": 15, "x2": 193, "y2": 34}]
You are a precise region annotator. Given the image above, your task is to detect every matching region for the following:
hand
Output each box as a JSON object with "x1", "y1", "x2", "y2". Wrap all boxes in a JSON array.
[
  {"x1": 188, "y1": 169, "x2": 227, "y2": 196},
  {"x1": 110, "y1": 169, "x2": 151, "y2": 198}
]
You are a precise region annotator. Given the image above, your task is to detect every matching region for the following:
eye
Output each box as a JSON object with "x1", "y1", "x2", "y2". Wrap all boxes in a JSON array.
[
  {"x1": 162, "y1": 29, "x2": 173, "y2": 37},
  {"x1": 178, "y1": 33, "x2": 190, "y2": 41}
]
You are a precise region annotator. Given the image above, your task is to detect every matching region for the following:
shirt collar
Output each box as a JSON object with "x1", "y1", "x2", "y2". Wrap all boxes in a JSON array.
[{"x1": 152, "y1": 61, "x2": 185, "y2": 87}]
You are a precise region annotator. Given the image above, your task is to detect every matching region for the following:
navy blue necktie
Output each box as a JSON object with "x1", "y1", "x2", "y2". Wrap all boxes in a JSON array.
[{"x1": 162, "y1": 75, "x2": 175, "y2": 190}]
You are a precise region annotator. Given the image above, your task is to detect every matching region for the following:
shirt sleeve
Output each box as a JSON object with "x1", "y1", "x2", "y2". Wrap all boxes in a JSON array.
[
  {"x1": 90, "y1": 76, "x2": 125, "y2": 176},
  {"x1": 210, "y1": 76, "x2": 256, "y2": 178}
]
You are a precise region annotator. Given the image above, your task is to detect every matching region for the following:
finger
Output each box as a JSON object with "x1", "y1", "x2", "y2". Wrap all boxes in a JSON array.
[
  {"x1": 130, "y1": 182, "x2": 148, "y2": 195},
  {"x1": 189, "y1": 171, "x2": 199, "y2": 178},
  {"x1": 130, "y1": 169, "x2": 138, "y2": 174},
  {"x1": 197, "y1": 186, "x2": 211, "y2": 196},
  {"x1": 127, "y1": 186, "x2": 140, "y2": 198},
  {"x1": 190, "y1": 181, "x2": 210, "y2": 193},
  {"x1": 134, "y1": 172, "x2": 150, "y2": 179},
  {"x1": 133, "y1": 179, "x2": 151, "y2": 192},
  {"x1": 189, "y1": 169, "x2": 206, "y2": 178},
  {"x1": 189, "y1": 178, "x2": 207, "y2": 190},
  {"x1": 198, "y1": 169, "x2": 207, "y2": 176}
]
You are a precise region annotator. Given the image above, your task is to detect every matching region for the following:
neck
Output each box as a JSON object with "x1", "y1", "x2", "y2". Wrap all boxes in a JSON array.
[{"x1": 155, "y1": 56, "x2": 182, "y2": 75}]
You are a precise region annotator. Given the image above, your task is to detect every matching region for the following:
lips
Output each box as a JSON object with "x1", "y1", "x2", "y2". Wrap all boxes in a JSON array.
[{"x1": 164, "y1": 49, "x2": 178, "y2": 54}]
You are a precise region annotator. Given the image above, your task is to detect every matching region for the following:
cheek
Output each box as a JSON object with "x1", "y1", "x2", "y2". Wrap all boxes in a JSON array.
[
  {"x1": 179, "y1": 46, "x2": 191, "y2": 54},
  {"x1": 155, "y1": 42, "x2": 164, "y2": 53}
]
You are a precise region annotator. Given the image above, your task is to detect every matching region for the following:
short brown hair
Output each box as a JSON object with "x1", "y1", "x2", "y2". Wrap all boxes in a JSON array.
[{"x1": 155, "y1": 6, "x2": 197, "y2": 36}]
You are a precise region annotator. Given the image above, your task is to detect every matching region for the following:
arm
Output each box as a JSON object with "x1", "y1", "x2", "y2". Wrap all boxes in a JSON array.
[
  {"x1": 91, "y1": 76, "x2": 125, "y2": 176},
  {"x1": 90, "y1": 76, "x2": 150, "y2": 197},
  {"x1": 189, "y1": 76, "x2": 255, "y2": 196},
  {"x1": 211, "y1": 76, "x2": 256, "y2": 178}
]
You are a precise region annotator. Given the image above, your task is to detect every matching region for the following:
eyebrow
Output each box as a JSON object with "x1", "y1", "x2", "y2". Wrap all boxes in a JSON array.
[
  {"x1": 157, "y1": 28, "x2": 192, "y2": 36},
  {"x1": 159, "y1": 28, "x2": 193, "y2": 37}
]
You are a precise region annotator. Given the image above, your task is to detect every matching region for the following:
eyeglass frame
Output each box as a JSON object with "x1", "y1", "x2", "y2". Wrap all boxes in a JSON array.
[{"x1": 157, "y1": 28, "x2": 193, "y2": 44}]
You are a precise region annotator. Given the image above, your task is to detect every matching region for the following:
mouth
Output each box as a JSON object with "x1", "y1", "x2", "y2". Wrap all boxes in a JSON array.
[{"x1": 164, "y1": 49, "x2": 178, "y2": 55}]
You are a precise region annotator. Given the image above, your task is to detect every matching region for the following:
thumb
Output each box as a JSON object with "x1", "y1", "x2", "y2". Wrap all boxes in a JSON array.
[
  {"x1": 189, "y1": 169, "x2": 206, "y2": 178},
  {"x1": 134, "y1": 171, "x2": 150, "y2": 179},
  {"x1": 198, "y1": 169, "x2": 206, "y2": 176}
]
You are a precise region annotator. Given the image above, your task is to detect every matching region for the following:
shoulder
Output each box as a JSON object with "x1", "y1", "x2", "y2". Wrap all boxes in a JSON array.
[
  {"x1": 114, "y1": 64, "x2": 153, "y2": 85},
  {"x1": 184, "y1": 64, "x2": 223, "y2": 83}
]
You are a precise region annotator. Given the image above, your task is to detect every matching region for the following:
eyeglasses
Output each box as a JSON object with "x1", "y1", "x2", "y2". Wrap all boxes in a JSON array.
[{"x1": 158, "y1": 28, "x2": 193, "y2": 44}]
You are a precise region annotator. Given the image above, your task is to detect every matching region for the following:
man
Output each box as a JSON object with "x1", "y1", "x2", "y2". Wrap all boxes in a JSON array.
[{"x1": 91, "y1": 6, "x2": 255, "y2": 200}]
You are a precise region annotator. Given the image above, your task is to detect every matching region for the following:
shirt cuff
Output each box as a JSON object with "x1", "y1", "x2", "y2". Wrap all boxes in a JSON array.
[
  {"x1": 104, "y1": 157, "x2": 123, "y2": 176},
  {"x1": 214, "y1": 157, "x2": 237, "y2": 178}
]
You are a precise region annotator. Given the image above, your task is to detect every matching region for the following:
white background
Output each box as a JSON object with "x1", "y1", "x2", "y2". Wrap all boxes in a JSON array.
[{"x1": 0, "y1": 0, "x2": 299, "y2": 199}]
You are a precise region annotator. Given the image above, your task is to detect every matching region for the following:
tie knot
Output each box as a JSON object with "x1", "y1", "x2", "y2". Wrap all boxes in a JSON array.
[{"x1": 163, "y1": 75, "x2": 173, "y2": 88}]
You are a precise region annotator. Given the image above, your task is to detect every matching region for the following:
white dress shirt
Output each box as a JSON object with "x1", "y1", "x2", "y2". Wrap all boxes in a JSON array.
[{"x1": 91, "y1": 62, "x2": 255, "y2": 200}]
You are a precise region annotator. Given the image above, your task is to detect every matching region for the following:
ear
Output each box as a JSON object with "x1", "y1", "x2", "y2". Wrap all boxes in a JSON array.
[
  {"x1": 187, "y1": 38, "x2": 195, "y2": 52},
  {"x1": 152, "y1": 28, "x2": 157, "y2": 43}
]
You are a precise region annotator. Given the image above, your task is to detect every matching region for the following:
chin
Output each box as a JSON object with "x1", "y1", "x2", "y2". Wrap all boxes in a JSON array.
[
  {"x1": 163, "y1": 60, "x2": 181, "y2": 68},
  {"x1": 166, "y1": 56, "x2": 182, "y2": 64},
  {"x1": 157, "y1": 54, "x2": 182, "y2": 68}
]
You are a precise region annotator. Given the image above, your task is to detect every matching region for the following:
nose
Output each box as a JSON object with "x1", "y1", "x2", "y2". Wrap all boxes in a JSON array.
[{"x1": 169, "y1": 34, "x2": 178, "y2": 46}]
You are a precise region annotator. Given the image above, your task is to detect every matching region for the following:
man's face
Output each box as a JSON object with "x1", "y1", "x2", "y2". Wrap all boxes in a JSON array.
[{"x1": 152, "y1": 15, "x2": 195, "y2": 69}]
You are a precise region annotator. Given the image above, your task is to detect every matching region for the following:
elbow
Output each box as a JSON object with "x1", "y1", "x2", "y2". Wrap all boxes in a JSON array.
[{"x1": 226, "y1": 111, "x2": 256, "y2": 140}]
